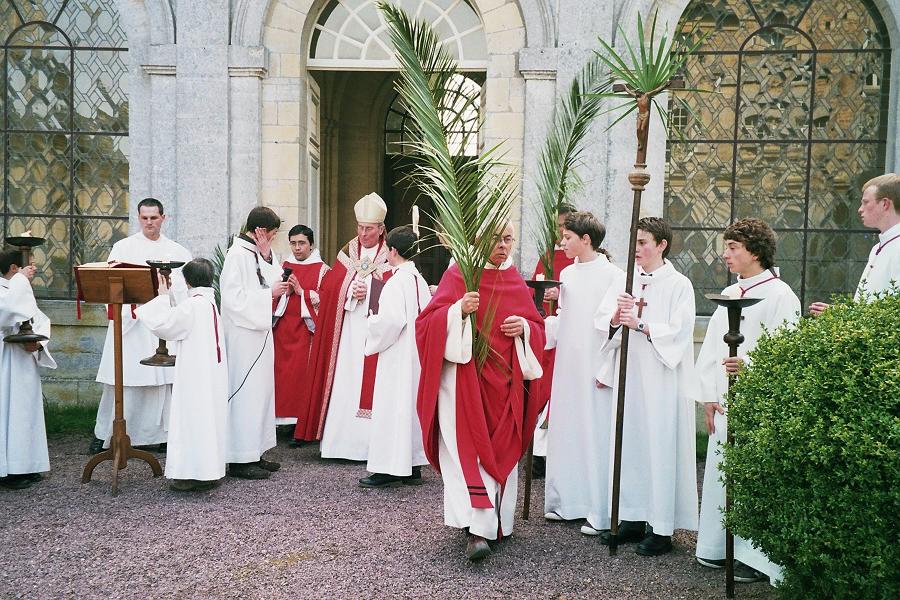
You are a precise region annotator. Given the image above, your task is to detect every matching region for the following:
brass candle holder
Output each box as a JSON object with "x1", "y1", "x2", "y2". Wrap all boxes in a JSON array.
[
  {"x1": 139, "y1": 260, "x2": 185, "y2": 367},
  {"x1": 3, "y1": 235, "x2": 48, "y2": 344}
]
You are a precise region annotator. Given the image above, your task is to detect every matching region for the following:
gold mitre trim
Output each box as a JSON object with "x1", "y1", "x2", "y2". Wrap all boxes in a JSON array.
[{"x1": 354, "y1": 192, "x2": 387, "y2": 224}]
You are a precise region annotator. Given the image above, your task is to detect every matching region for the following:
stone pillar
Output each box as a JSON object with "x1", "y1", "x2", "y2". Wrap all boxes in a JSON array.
[
  {"x1": 228, "y1": 46, "x2": 268, "y2": 240},
  {"x1": 518, "y1": 47, "x2": 559, "y2": 275},
  {"x1": 175, "y1": 0, "x2": 231, "y2": 257},
  {"x1": 141, "y1": 45, "x2": 178, "y2": 233}
]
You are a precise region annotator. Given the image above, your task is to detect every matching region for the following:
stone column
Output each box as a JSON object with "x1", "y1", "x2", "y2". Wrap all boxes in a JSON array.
[
  {"x1": 518, "y1": 47, "x2": 559, "y2": 274},
  {"x1": 175, "y1": 0, "x2": 231, "y2": 257}
]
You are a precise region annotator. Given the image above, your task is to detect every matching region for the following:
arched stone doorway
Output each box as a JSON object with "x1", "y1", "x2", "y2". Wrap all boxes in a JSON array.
[{"x1": 252, "y1": 0, "x2": 527, "y2": 269}]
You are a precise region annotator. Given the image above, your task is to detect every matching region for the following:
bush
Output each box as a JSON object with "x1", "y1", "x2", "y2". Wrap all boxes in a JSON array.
[{"x1": 722, "y1": 291, "x2": 899, "y2": 600}]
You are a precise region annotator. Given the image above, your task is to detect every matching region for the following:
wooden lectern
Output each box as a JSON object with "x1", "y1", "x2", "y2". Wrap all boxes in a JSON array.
[{"x1": 76, "y1": 263, "x2": 162, "y2": 495}]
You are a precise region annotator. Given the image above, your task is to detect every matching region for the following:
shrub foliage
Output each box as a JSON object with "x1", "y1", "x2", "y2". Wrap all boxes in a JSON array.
[{"x1": 723, "y1": 292, "x2": 899, "y2": 599}]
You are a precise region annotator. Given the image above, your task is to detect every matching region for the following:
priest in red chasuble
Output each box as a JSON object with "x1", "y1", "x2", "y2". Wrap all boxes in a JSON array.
[
  {"x1": 272, "y1": 224, "x2": 329, "y2": 435},
  {"x1": 300, "y1": 193, "x2": 391, "y2": 458},
  {"x1": 416, "y1": 224, "x2": 546, "y2": 562}
]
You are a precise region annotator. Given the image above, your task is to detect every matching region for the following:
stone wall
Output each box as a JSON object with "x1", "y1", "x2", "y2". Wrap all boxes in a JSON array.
[{"x1": 37, "y1": 301, "x2": 107, "y2": 406}]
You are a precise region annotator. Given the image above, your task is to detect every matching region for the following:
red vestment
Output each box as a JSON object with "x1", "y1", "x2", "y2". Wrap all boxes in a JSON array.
[
  {"x1": 416, "y1": 264, "x2": 546, "y2": 509},
  {"x1": 296, "y1": 238, "x2": 391, "y2": 441},
  {"x1": 531, "y1": 249, "x2": 574, "y2": 411},
  {"x1": 273, "y1": 259, "x2": 329, "y2": 424}
]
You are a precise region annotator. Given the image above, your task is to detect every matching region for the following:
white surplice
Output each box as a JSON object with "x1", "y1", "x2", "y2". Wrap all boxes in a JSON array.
[
  {"x1": 695, "y1": 269, "x2": 800, "y2": 583},
  {"x1": 220, "y1": 237, "x2": 282, "y2": 464},
  {"x1": 136, "y1": 287, "x2": 229, "y2": 481},
  {"x1": 543, "y1": 254, "x2": 625, "y2": 527},
  {"x1": 93, "y1": 231, "x2": 192, "y2": 447},
  {"x1": 320, "y1": 244, "x2": 379, "y2": 461},
  {"x1": 857, "y1": 221, "x2": 900, "y2": 297},
  {"x1": 595, "y1": 260, "x2": 699, "y2": 536},
  {"x1": 364, "y1": 261, "x2": 431, "y2": 476},
  {"x1": 1, "y1": 273, "x2": 55, "y2": 476},
  {"x1": 437, "y1": 262, "x2": 543, "y2": 540}
]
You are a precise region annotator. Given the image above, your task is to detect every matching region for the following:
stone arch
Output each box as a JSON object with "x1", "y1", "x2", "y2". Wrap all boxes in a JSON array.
[{"x1": 251, "y1": 0, "x2": 529, "y2": 258}]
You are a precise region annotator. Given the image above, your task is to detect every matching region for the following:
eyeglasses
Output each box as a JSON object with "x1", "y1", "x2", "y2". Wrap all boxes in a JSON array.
[{"x1": 493, "y1": 236, "x2": 516, "y2": 245}]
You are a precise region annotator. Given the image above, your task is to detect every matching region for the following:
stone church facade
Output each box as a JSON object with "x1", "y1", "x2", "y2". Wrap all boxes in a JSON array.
[{"x1": 1, "y1": 0, "x2": 898, "y2": 403}]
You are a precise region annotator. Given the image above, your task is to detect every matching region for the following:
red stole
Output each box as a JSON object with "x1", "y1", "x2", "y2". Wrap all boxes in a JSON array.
[
  {"x1": 416, "y1": 264, "x2": 546, "y2": 510},
  {"x1": 274, "y1": 260, "x2": 328, "y2": 421},
  {"x1": 531, "y1": 250, "x2": 573, "y2": 411},
  {"x1": 302, "y1": 238, "x2": 391, "y2": 440}
]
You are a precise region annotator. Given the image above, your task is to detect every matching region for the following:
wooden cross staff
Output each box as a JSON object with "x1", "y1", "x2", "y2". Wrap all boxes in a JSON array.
[{"x1": 607, "y1": 74, "x2": 684, "y2": 556}]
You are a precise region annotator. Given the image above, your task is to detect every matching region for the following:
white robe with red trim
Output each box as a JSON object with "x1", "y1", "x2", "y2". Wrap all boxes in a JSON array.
[
  {"x1": 364, "y1": 261, "x2": 431, "y2": 476},
  {"x1": 136, "y1": 287, "x2": 228, "y2": 481},
  {"x1": 695, "y1": 268, "x2": 800, "y2": 583}
]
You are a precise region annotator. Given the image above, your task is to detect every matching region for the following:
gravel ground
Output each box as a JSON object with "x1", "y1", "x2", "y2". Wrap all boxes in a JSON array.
[{"x1": 1, "y1": 433, "x2": 777, "y2": 600}]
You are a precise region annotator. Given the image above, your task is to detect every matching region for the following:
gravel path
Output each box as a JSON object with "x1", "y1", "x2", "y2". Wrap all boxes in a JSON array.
[{"x1": 1, "y1": 433, "x2": 776, "y2": 600}]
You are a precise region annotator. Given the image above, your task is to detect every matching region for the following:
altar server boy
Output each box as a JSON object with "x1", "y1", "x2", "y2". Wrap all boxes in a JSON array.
[
  {"x1": 0, "y1": 249, "x2": 55, "y2": 490},
  {"x1": 136, "y1": 258, "x2": 229, "y2": 492}
]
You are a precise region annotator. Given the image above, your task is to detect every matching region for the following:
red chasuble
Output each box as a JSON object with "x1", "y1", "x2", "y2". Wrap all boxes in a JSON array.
[
  {"x1": 531, "y1": 249, "x2": 574, "y2": 411},
  {"x1": 296, "y1": 238, "x2": 391, "y2": 441},
  {"x1": 273, "y1": 260, "x2": 329, "y2": 422},
  {"x1": 416, "y1": 264, "x2": 546, "y2": 509}
]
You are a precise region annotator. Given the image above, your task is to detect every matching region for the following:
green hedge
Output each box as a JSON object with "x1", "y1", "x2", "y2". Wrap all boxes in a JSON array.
[{"x1": 723, "y1": 292, "x2": 899, "y2": 599}]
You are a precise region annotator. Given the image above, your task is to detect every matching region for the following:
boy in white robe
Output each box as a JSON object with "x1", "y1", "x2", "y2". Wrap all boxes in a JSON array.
[
  {"x1": 542, "y1": 212, "x2": 625, "y2": 535},
  {"x1": 221, "y1": 207, "x2": 287, "y2": 480},
  {"x1": 359, "y1": 226, "x2": 432, "y2": 487},
  {"x1": 136, "y1": 258, "x2": 229, "y2": 492},
  {"x1": 594, "y1": 217, "x2": 699, "y2": 556},
  {"x1": 695, "y1": 219, "x2": 800, "y2": 583},
  {"x1": 0, "y1": 249, "x2": 55, "y2": 490},
  {"x1": 810, "y1": 173, "x2": 900, "y2": 315}
]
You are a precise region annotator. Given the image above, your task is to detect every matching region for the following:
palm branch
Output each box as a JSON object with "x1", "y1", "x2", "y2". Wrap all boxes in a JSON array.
[
  {"x1": 379, "y1": 2, "x2": 518, "y2": 366},
  {"x1": 534, "y1": 58, "x2": 612, "y2": 279},
  {"x1": 211, "y1": 238, "x2": 230, "y2": 309}
]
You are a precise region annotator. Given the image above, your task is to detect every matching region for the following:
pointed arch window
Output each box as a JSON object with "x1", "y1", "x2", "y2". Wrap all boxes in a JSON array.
[
  {"x1": 0, "y1": 0, "x2": 128, "y2": 299},
  {"x1": 664, "y1": 0, "x2": 891, "y2": 314},
  {"x1": 309, "y1": 0, "x2": 487, "y2": 70}
]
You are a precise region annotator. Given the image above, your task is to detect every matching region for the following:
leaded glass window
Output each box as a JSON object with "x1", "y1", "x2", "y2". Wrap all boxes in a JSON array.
[
  {"x1": 384, "y1": 73, "x2": 481, "y2": 156},
  {"x1": 1, "y1": 0, "x2": 128, "y2": 299},
  {"x1": 309, "y1": 0, "x2": 487, "y2": 70},
  {"x1": 665, "y1": 0, "x2": 891, "y2": 314}
]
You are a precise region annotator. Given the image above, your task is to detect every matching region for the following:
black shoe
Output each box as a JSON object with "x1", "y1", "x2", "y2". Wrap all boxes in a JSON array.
[
  {"x1": 636, "y1": 533, "x2": 672, "y2": 556},
  {"x1": 257, "y1": 458, "x2": 281, "y2": 472},
  {"x1": 228, "y1": 463, "x2": 270, "y2": 480},
  {"x1": 599, "y1": 521, "x2": 646, "y2": 545},
  {"x1": 88, "y1": 437, "x2": 105, "y2": 454},
  {"x1": 696, "y1": 556, "x2": 727, "y2": 569},
  {"x1": 359, "y1": 473, "x2": 404, "y2": 488},
  {"x1": 156, "y1": 443, "x2": 167, "y2": 453},
  {"x1": 24, "y1": 473, "x2": 42, "y2": 483},
  {"x1": 403, "y1": 466, "x2": 424, "y2": 486},
  {"x1": 465, "y1": 534, "x2": 491, "y2": 562},
  {"x1": 288, "y1": 439, "x2": 308, "y2": 448},
  {"x1": 0, "y1": 475, "x2": 32, "y2": 490},
  {"x1": 531, "y1": 456, "x2": 546, "y2": 479},
  {"x1": 733, "y1": 561, "x2": 767, "y2": 583}
]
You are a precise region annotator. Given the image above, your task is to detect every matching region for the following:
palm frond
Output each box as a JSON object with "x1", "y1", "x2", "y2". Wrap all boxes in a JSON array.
[{"x1": 533, "y1": 57, "x2": 612, "y2": 279}]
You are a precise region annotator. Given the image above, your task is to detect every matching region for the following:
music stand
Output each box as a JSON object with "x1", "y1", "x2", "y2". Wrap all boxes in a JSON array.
[{"x1": 76, "y1": 264, "x2": 163, "y2": 495}]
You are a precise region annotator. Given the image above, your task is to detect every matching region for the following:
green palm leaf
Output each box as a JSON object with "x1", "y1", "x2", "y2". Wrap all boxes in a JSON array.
[{"x1": 533, "y1": 58, "x2": 612, "y2": 279}]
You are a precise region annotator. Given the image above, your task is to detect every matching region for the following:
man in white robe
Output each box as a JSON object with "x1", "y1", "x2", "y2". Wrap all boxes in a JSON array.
[
  {"x1": 542, "y1": 212, "x2": 624, "y2": 536},
  {"x1": 359, "y1": 226, "x2": 431, "y2": 487},
  {"x1": 221, "y1": 207, "x2": 287, "y2": 480},
  {"x1": 136, "y1": 258, "x2": 229, "y2": 492},
  {"x1": 594, "y1": 217, "x2": 698, "y2": 556},
  {"x1": 0, "y1": 250, "x2": 55, "y2": 489},
  {"x1": 810, "y1": 173, "x2": 900, "y2": 316},
  {"x1": 313, "y1": 193, "x2": 391, "y2": 461},
  {"x1": 90, "y1": 198, "x2": 191, "y2": 453},
  {"x1": 696, "y1": 219, "x2": 801, "y2": 584}
]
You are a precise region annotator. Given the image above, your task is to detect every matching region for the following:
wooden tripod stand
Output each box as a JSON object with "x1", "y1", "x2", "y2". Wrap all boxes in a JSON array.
[{"x1": 76, "y1": 265, "x2": 162, "y2": 495}]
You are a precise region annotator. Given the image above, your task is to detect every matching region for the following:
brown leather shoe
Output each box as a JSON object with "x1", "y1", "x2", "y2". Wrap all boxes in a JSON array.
[{"x1": 465, "y1": 534, "x2": 491, "y2": 562}]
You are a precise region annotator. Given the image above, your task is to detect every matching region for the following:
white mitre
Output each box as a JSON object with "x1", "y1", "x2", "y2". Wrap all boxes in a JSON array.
[{"x1": 355, "y1": 192, "x2": 387, "y2": 224}]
